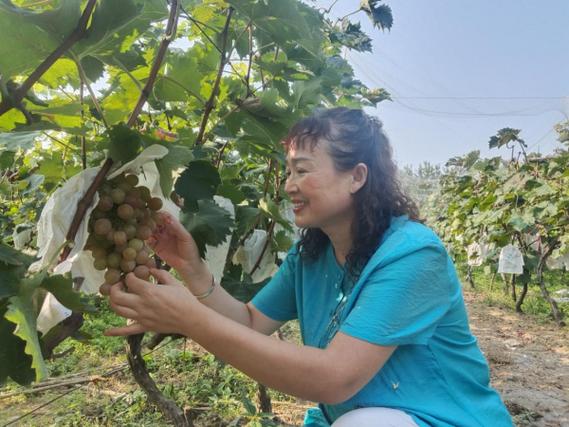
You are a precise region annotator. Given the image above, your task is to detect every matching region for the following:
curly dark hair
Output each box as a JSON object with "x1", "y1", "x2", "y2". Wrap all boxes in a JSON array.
[{"x1": 284, "y1": 107, "x2": 421, "y2": 276}]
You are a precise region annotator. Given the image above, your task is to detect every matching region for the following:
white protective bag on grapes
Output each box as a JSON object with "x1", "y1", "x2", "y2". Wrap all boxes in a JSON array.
[{"x1": 497, "y1": 244, "x2": 524, "y2": 274}]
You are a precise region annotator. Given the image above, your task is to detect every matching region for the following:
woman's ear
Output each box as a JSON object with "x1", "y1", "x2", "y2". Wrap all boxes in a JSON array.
[{"x1": 350, "y1": 163, "x2": 368, "y2": 194}]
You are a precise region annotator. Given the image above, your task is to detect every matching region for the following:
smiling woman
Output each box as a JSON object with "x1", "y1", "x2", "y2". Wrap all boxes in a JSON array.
[{"x1": 103, "y1": 108, "x2": 514, "y2": 427}]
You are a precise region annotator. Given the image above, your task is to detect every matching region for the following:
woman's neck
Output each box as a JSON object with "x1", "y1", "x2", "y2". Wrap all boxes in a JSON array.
[{"x1": 323, "y1": 225, "x2": 353, "y2": 266}]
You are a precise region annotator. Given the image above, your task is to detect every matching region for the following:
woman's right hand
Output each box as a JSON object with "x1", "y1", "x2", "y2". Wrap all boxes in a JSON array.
[{"x1": 148, "y1": 212, "x2": 209, "y2": 284}]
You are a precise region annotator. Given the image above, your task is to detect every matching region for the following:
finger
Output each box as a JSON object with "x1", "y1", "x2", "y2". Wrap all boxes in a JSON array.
[
  {"x1": 109, "y1": 299, "x2": 139, "y2": 319},
  {"x1": 149, "y1": 268, "x2": 179, "y2": 285},
  {"x1": 162, "y1": 213, "x2": 193, "y2": 242},
  {"x1": 124, "y1": 272, "x2": 153, "y2": 294},
  {"x1": 99, "y1": 283, "x2": 111, "y2": 296},
  {"x1": 146, "y1": 235, "x2": 157, "y2": 248},
  {"x1": 109, "y1": 282, "x2": 141, "y2": 307},
  {"x1": 105, "y1": 322, "x2": 147, "y2": 336}
]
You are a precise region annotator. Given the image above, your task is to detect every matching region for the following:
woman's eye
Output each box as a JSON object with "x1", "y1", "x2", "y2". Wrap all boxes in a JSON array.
[{"x1": 297, "y1": 169, "x2": 307, "y2": 174}]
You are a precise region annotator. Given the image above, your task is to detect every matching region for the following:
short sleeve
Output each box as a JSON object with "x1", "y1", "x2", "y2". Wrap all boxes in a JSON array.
[
  {"x1": 340, "y1": 240, "x2": 452, "y2": 346},
  {"x1": 250, "y1": 249, "x2": 299, "y2": 322}
]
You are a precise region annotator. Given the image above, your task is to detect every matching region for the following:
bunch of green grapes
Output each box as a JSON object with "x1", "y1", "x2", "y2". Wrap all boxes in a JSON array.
[{"x1": 84, "y1": 173, "x2": 163, "y2": 285}]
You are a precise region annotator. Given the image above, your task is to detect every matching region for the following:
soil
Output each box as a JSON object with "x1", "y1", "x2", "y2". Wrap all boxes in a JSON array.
[{"x1": 463, "y1": 290, "x2": 569, "y2": 427}]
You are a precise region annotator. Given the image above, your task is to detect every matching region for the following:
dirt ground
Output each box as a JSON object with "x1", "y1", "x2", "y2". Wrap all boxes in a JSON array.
[{"x1": 463, "y1": 291, "x2": 569, "y2": 427}]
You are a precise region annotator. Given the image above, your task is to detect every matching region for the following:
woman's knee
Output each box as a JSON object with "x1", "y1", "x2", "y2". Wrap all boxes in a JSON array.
[{"x1": 331, "y1": 407, "x2": 418, "y2": 427}]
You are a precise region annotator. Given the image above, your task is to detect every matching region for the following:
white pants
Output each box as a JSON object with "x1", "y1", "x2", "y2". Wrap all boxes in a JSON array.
[{"x1": 331, "y1": 407, "x2": 418, "y2": 427}]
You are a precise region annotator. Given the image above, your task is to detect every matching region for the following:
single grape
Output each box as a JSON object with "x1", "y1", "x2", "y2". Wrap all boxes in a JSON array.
[
  {"x1": 133, "y1": 265, "x2": 150, "y2": 280},
  {"x1": 124, "y1": 224, "x2": 137, "y2": 239},
  {"x1": 110, "y1": 188, "x2": 126, "y2": 205},
  {"x1": 104, "y1": 269, "x2": 122, "y2": 284},
  {"x1": 113, "y1": 230, "x2": 127, "y2": 246},
  {"x1": 122, "y1": 247, "x2": 137, "y2": 261},
  {"x1": 117, "y1": 203, "x2": 135, "y2": 220},
  {"x1": 139, "y1": 186, "x2": 152, "y2": 202},
  {"x1": 107, "y1": 252, "x2": 121, "y2": 269},
  {"x1": 148, "y1": 197, "x2": 163, "y2": 211},
  {"x1": 128, "y1": 238, "x2": 144, "y2": 252},
  {"x1": 93, "y1": 258, "x2": 107, "y2": 271},
  {"x1": 118, "y1": 181, "x2": 132, "y2": 193},
  {"x1": 135, "y1": 249, "x2": 150, "y2": 265},
  {"x1": 91, "y1": 246, "x2": 107, "y2": 260},
  {"x1": 125, "y1": 175, "x2": 139, "y2": 187},
  {"x1": 136, "y1": 225, "x2": 152, "y2": 240},
  {"x1": 96, "y1": 195, "x2": 114, "y2": 212},
  {"x1": 125, "y1": 194, "x2": 144, "y2": 209},
  {"x1": 94, "y1": 218, "x2": 112, "y2": 235},
  {"x1": 120, "y1": 259, "x2": 136, "y2": 273}
]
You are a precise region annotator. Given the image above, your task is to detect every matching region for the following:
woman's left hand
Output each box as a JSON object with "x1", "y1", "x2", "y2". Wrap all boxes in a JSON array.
[{"x1": 104, "y1": 269, "x2": 200, "y2": 337}]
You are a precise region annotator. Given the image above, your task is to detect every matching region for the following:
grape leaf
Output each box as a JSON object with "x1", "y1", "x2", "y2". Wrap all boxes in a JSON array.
[
  {"x1": 180, "y1": 200, "x2": 233, "y2": 258},
  {"x1": 4, "y1": 272, "x2": 50, "y2": 383},
  {"x1": 0, "y1": 131, "x2": 40, "y2": 152},
  {"x1": 108, "y1": 123, "x2": 142, "y2": 164},
  {"x1": 155, "y1": 145, "x2": 194, "y2": 197},
  {"x1": 0, "y1": 302, "x2": 35, "y2": 386},
  {"x1": 175, "y1": 161, "x2": 221, "y2": 212},
  {"x1": 40, "y1": 275, "x2": 95, "y2": 313}
]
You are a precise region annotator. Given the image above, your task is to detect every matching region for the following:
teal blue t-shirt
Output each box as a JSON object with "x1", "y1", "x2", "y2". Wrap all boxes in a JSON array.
[{"x1": 251, "y1": 216, "x2": 513, "y2": 427}]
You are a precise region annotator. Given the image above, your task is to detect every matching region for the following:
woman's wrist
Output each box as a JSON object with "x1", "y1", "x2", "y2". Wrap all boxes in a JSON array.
[{"x1": 179, "y1": 263, "x2": 213, "y2": 295}]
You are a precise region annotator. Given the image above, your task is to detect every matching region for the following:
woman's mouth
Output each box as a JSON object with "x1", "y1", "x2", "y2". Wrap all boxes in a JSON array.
[{"x1": 292, "y1": 201, "x2": 306, "y2": 213}]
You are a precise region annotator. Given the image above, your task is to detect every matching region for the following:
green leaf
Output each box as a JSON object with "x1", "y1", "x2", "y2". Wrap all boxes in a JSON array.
[
  {"x1": 217, "y1": 182, "x2": 246, "y2": 205},
  {"x1": 175, "y1": 161, "x2": 221, "y2": 212},
  {"x1": 108, "y1": 123, "x2": 142, "y2": 164},
  {"x1": 0, "y1": 302, "x2": 35, "y2": 386},
  {"x1": 40, "y1": 275, "x2": 95, "y2": 313},
  {"x1": 242, "y1": 396, "x2": 257, "y2": 415},
  {"x1": 508, "y1": 214, "x2": 530, "y2": 232},
  {"x1": 0, "y1": 242, "x2": 34, "y2": 266},
  {"x1": 360, "y1": 0, "x2": 393, "y2": 31},
  {"x1": 0, "y1": 131, "x2": 40, "y2": 152},
  {"x1": 180, "y1": 199, "x2": 233, "y2": 257},
  {"x1": 0, "y1": 3, "x2": 59, "y2": 78},
  {"x1": 259, "y1": 198, "x2": 293, "y2": 232},
  {"x1": 274, "y1": 229, "x2": 293, "y2": 252},
  {"x1": 4, "y1": 272, "x2": 49, "y2": 382},
  {"x1": 74, "y1": 0, "x2": 140, "y2": 57},
  {"x1": 488, "y1": 128, "x2": 526, "y2": 150},
  {"x1": 235, "y1": 206, "x2": 260, "y2": 237},
  {"x1": 154, "y1": 50, "x2": 203, "y2": 102},
  {"x1": 155, "y1": 145, "x2": 194, "y2": 197}
]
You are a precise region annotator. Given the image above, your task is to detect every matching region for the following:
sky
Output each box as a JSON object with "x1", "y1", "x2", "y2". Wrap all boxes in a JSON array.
[{"x1": 317, "y1": 0, "x2": 569, "y2": 168}]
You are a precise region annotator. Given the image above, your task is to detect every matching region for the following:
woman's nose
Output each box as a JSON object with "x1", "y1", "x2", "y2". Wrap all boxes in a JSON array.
[{"x1": 284, "y1": 175, "x2": 297, "y2": 194}]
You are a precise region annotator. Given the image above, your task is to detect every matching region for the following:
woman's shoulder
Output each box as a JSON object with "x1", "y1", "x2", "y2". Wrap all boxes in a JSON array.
[{"x1": 372, "y1": 216, "x2": 447, "y2": 263}]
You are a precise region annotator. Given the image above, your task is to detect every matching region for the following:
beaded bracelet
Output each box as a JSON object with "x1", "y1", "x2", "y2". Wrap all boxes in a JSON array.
[{"x1": 195, "y1": 275, "x2": 216, "y2": 300}]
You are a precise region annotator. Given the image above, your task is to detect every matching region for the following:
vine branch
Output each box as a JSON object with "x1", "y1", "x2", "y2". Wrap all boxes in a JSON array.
[
  {"x1": 195, "y1": 8, "x2": 234, "y2": 146},
  {"x1": 0, "y1": 0, "x2": 98, "y2": 117},
  {"x1": 127, "y1": 0, "x2": 181, "y2": 127}
]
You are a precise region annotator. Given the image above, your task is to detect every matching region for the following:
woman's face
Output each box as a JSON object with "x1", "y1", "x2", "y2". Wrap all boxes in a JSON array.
[{"x1": 285, "y1": 140, "x2": 357, "y2": 232}]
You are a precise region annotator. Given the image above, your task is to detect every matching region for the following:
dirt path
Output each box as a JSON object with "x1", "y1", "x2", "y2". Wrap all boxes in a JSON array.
[{"x1": 464, "y1": 291, "x2": 569, "y2": 427}]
